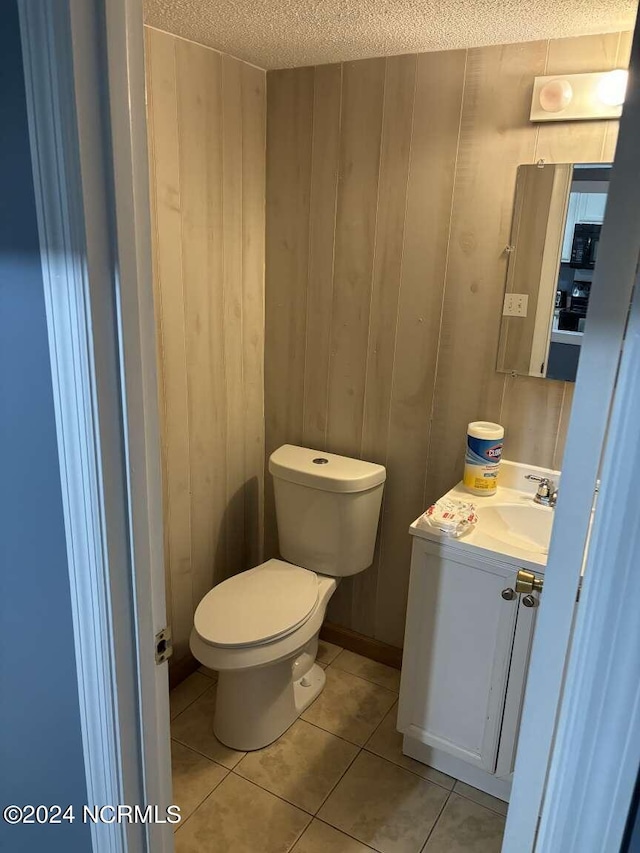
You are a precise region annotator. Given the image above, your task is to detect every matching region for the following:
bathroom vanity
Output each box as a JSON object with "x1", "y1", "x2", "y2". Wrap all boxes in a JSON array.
[{"x1": 397, "y1": 461, "x2": 558, "y2": 801}]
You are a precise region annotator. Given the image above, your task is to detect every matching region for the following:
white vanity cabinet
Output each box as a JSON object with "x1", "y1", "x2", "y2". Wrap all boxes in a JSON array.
[{"x1": 397, "y1": 534, "x2": 539, "y2": 800}]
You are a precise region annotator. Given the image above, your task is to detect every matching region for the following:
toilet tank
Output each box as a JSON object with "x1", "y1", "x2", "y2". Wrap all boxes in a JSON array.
[{"x1": 269, "y1": 445, "x2": 386, "y2": 577}]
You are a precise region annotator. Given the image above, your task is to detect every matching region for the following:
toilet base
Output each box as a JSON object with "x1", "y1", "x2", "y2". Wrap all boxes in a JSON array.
[
  {"x1": 214, "y1": 661, "x2": 326, "y2": 751},
  {"x1": 293, "y1": 661, "x2": 325, "y2": 715}
]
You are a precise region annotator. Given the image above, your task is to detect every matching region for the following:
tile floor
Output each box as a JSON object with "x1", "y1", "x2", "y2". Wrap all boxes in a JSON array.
[{"x1": 170, "y1": 641, "x2": 507, "y2": 853}]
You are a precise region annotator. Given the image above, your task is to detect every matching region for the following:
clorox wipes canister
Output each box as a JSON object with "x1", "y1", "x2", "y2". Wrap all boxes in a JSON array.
[{"x1": 463, "y1": 421, "x2": 504, "y2": 496}]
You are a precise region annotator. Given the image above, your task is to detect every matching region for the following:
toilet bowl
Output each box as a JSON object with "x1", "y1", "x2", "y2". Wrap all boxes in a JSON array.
[
  {"x1": 191, "y1": 560, "x2": 337, "y2": 750},
  {"x1": 189, "y1": 445, "x2": 386, "y2": 751}
]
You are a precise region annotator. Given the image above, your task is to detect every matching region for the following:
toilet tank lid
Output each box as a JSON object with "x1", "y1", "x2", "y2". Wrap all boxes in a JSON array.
[{"x1": 269, "y1": 445, "x2": 386, "y2": 494}]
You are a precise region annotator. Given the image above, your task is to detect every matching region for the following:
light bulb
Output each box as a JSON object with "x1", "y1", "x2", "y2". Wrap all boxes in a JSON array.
[
  {"x1": 539, "y1": 79, "x2": 573, "y2": 113},
  {"x1": 597, "y1": 69, "x2": 628, "y2": 107}
]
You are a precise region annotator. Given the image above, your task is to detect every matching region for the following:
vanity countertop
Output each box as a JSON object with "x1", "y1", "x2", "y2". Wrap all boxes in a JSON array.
[{"x1": 409, "y1": 460, "x2": 561, "y2": 572}]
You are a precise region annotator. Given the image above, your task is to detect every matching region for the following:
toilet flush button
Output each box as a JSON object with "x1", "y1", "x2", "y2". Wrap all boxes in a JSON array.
[{"x1": 312, "y1": 458, "x2": 329, "y2": 465}]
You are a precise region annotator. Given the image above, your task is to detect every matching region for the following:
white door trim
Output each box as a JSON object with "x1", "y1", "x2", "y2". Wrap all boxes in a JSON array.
[
  {"x1": 18, "y1": 1, "x2": 172, "y2": 851},
  {"x1": 503, "y1": 24, "x2": 640, "y2": 852},
  {"x1": 102, "y1": 2, "x2": 174, "y2": 850}
]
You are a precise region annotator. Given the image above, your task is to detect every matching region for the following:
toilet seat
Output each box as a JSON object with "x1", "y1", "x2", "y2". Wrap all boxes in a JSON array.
[{"x1": 194, "y1": 559, "x2": 318, "y2": 648}]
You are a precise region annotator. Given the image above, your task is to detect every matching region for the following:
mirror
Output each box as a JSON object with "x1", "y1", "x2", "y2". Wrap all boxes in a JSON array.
[{"x1": 497, "y1": 162, "x2": 611, "y2": 382}]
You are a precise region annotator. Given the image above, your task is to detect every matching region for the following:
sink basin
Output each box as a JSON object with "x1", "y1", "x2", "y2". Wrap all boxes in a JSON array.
[{"x1": 475, "y1": 503, "x2": 554, "y2": 555}]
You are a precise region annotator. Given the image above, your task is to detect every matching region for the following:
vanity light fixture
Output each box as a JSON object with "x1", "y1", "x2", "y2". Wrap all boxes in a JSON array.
[
  {"x1": 597, "y1": 68, "x2": 629, "y2": 107},
  {"x1": 530, "y1": 69, "x2": 628, "y2": 122}
]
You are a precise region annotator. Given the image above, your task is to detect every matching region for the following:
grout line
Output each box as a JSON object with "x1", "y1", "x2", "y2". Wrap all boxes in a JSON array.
[
  {"x1": 420, "y1": 789, "x2": 453, "y2": 852},
  {"x1": 229, "y1": 767, "x2": 317, "y2": 819},
  {"x1": 363, "y1": 698, "x2": 395, "y2": 743},
  {"x1": 299, "y1": 715, "x2": 369, "y2": 749},
  {"x1": 327, "y1": 661, "x2": 400, "y2": 694},
  {"x1": 360, "y1": 745, "x2": 455, "y2": 793},
  {"x1": 450, "y1": 785, "x2": 509, "y2": 817},
  {"x1": 324, "y1": 661, "x2": 399, "y2": 696},
  {"x1": 196, "y1": 666, "x2": 217, "y2": 680},
  {"x1": 314, "y1": 815, "x2": 379, "y2": 851},
  {"x1": 286, "y1": 812, "x2": 314, "y2": 853},
  {"x1": 171, "y1": 733, "x2": 244, "y2": 770},
  {"x1": 171, "y1": 745, "x2": 230, "y2": 824},
  {"x1": 173, "y1": 769, "x2": 234, "y2": 837},
  {"x1": 312, "y1": 743, "x2": 363, "y2": 815},
  {"x1": 169, "y1": 676, "x2": 215, "y2": 725}
]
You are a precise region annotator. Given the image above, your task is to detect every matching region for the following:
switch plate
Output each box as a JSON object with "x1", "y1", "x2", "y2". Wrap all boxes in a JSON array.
[{"x1": 503, "y1": 293, "x2": 529, "y2": 317}]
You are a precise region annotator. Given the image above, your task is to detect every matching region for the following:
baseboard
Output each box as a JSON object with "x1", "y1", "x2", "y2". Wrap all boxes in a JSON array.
[
  {"x1": 402, "y1": 734, "x2": 512, "y2": 802},
  {"x1": 320, "y1": 622, "x2": 403, "y2": 670},
  {"x1": 170, "y1": 623, "x2": 403, "y2": 687}
]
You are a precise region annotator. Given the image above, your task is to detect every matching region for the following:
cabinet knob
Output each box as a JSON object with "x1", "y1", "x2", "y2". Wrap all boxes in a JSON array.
[
  {"x1": 522, "y1": 594, "x2": 538, "y2": 608},
  {"x1": 501, "y1": 587, "x2": 516, "y2": 601}
]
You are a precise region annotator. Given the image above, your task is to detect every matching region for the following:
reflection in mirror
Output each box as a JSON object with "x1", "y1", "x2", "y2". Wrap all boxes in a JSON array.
[{"x1": 497, "y1": 162, "x2": 611, "y2": 382}]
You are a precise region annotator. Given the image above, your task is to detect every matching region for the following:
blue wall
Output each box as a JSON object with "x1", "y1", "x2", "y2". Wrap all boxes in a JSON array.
[{"x1": 0, "y1": 3, "x2": 91, "y2": 851}]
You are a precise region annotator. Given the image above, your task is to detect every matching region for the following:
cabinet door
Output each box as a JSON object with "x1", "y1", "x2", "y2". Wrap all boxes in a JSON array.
[
  {"x1": 494, "y1": 592, "x2": 539, "y2": 779},
  {"x1": 398, "y1": 540, "x2": 519, "y2": 773}
]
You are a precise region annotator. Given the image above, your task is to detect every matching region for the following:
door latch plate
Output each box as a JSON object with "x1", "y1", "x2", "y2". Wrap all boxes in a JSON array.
[{"x1": 155, "y1": 626, "x2": 173, "y2": 664}]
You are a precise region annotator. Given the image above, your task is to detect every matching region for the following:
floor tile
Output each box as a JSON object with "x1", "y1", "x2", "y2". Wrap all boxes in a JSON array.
[
  {"x1": 170, "y1": 672, "x2": 212, "y2": 720},
  {"x1": 171, "y1": 741, "x2": 227, "y2": 826},
  {"x1": 302, "y1": 667, "x2": 396, "y2": 746},
  {"x1": 365, "y1": 704, "x2": 454, "y2": 790},
  {"x1": 235, "y1": 719, "x2": 358, "y2": 814},
  {"x1": 171, "y1": 684, "x2": 246, "y2": 769},
  {"x1": 422, "y1": 793, "x2": 505, "y2": 853},
  {"x1": 452, "y1": 782, "x2": 508, "y2": 817},
  {"x1": 331, "y1": 650, "x2": 401, "y2": 692},
  {"x1": 317, "y1": 639, "x2": 343, "y2": 665},
  {"x1": 175, "y1": 773, "x2": 310, "y2": 853},
  {"x1": 292, "y1": 819, "x2": 376, "y2": 852},
  {"x1": 197, "y1": 665, "x2": 218, "y2": 681},
  {"x1": 318, "y1": 751, "x2": 449, "y2": 853}
]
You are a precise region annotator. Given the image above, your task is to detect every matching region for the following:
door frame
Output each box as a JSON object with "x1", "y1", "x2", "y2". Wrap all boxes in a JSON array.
[
  {"x1": 18, "y1": 1, "x2": 172, "y2": 851},
  {"x1": 503, "y1": 21, "x2": 640, "y2": 853}
]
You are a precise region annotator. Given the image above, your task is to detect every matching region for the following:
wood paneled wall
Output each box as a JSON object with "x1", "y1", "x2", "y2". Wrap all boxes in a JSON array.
[
  {"x1": 265, "y1": 32, "x2": 631, "y2": 648},
  {"x1": 145, "y1": 27, "x2": 266, "y2": 665}
]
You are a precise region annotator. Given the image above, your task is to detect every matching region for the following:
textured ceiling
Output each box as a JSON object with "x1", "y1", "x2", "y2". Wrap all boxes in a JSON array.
[{"x1": 143, "y1": 0, "x2": 637, "y2": 70}]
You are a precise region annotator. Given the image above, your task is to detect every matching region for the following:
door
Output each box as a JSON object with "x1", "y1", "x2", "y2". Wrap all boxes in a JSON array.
[
  {"x1": 398, "y1": 540, "x2": 519, "y2": 773},
  {"x1": 503, "y1": 23, "x2": 640, "y2": 852},
  {"x1": 18, "y1": 2, "x2": 174, "y2": 851}
]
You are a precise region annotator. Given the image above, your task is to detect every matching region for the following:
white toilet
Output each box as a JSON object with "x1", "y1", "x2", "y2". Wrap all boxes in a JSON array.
[{"x1": 189, "y1": 444, "x2": 386, "y2": 751}]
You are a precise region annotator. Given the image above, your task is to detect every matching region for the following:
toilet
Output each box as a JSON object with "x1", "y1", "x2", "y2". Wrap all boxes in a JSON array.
[{"x1": 189, "y1": 444, "x2": 386, "y2": 751}]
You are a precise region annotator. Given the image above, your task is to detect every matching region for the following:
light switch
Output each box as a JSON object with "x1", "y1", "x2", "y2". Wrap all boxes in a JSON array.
[{"x1": 503, "y1": 293, "x2": 529, "y2": 317}]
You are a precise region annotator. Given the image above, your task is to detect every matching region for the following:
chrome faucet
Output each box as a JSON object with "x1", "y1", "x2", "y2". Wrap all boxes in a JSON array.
[{"x1": 525, "y1": 474, "x2": 558, "y2": 507}]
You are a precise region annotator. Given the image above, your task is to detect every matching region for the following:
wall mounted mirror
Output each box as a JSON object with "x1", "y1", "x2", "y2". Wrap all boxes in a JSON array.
[{"x1": 497, "y1": 162, "x2": 611, "y2": 382}]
